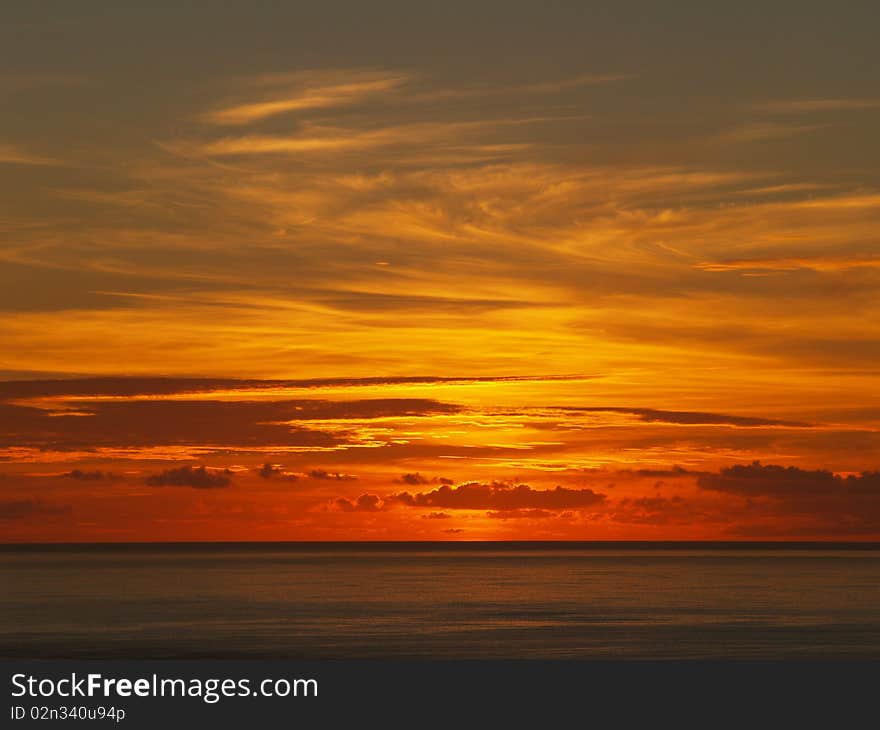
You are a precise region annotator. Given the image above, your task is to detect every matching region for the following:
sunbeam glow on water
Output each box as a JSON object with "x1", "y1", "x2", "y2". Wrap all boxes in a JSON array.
[{"x1": 3, "y1": 544, "x2": 879, "y2": 659}]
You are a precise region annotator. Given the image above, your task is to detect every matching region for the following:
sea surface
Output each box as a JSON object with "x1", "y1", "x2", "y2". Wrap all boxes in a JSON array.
[{"x1": 2, "y1": 542, "x2": 879, "y2": 659}]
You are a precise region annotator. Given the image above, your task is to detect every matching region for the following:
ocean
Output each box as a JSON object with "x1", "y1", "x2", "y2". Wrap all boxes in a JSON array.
[{"x1": 3, "y1": 543, "x2": 879, "y2": 659}]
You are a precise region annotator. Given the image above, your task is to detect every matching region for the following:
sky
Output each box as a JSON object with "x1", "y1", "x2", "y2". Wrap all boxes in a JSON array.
[{"x1": 1, "y1": 1, "x2": 879, "y2": 541}]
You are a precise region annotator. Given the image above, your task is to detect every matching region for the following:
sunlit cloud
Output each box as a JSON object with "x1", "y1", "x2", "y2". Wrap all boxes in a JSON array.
[
  {"x1": 696, "y1": 256, "x2": 880, "y2": 273},
  {"x1": 2, "y1": 48, "x2": 880, "y2": 540},
  {"x1": 202, "y1": 72, "x2": 410, "y2": 125},
  {"x1": 194, "y1": 131, "x2": 387, "y2": 155}
]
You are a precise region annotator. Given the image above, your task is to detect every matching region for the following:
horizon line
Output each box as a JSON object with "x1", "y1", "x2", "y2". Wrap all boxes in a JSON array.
[{"x1": 3, "y1": 540, "x2": 879, "y2": 550}]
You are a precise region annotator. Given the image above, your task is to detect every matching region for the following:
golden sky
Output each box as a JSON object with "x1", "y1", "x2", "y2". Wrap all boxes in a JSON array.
[{"x1": 1, "y1": 3, "x2": 879, "y2": 540}]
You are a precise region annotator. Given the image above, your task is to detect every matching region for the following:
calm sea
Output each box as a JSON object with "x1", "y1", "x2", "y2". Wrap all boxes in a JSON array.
[{"x1": 3, "y1": 543, "x2": 879, "y2": 659}]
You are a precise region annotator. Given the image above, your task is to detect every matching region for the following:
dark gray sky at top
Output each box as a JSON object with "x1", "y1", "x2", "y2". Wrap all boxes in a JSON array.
[{"x1": 3, "y1": 1, "x2": 878, "y2": 173}]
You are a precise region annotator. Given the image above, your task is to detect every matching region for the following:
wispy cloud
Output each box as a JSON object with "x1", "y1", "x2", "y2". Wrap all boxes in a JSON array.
[
  {"x1": 0, "y1": 143, "x2": 59, "y2": 166},
  {"x1": 697, "y1": 256, "x2": 880, "y2": 273},
  {"x1": 409, "y1": 72, "x2": 633, "y2": 103},
  {"x1": 194, "y1": 131, "x2": 384, "y2": 155},
  {"x1": 202, "y1": 72, "x2": 410, "y2": 125},
  {"x1": 3, "y1": 2, "x2": 880, "y2": 544},
  {"x1": 188, "y1": 116, "x2": 580, "y2": 158}
]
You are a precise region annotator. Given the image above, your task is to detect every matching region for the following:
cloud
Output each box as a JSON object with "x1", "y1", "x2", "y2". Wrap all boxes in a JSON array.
[
  {"x1": 258, "y1": 463, "x2": 281, "y2": 478},
  {"x1": 564, "y1": 407, "x2": 807, "y2": 428},
  {"x1": 193, "y1": 130, "x2": 392, "y2": 156},
  {"x1": 407, "y1": 72, "x2": 632, "y2": 103},
  {"x1": 686, "y1": 462, "x2": 880, "y2": 536},
  {"x1": 632, "y1": 466, "x2": 701, "y2": 478},
  {"x1": 256, "y1": 463, "x2": 298, "y2": 480},
  {"x1": 203, "y1": 73, "x2": 409, "y2": 125},
  {"x1": 0, "y1": 144, "x2": 59, "y2": 166},
  {"x1": 421, "y1": 512, "x2": 452, "y2": 519},
  {"x1": 390, "y1": 481, "x2": 606, "y2": 510},
  {"x1": 0, "y1": 395, "x2": 457, "y2": 451},
  {"x1": 576, "y1": 466, "x2": 704, "y2": 482},
  {"x1": 0, "y1": 499, "x2": 71, "y2": 520},
  {"x1": 0, "y1": 375, "x2": 573, "y2": 401},
  {"x1": 202, "y1": 70, "x2": 627, "y2": 130},
  {"x1": 146, "y1": 465, "x2": 232, "y2": 489},
  {"x1": 486, "y1": 508, "x2": 555, "y2": 520},
  {"x1": 394, "y1": 472, "x2": 453, "y2": 486},
  {"x1": 63, "y1": 469, "x2": 116, "y2": 481},
  {"x1": 696, "y1": 256, "x2": 880, "y2": 273},
  {"x1": 610, "y1": 496, "x2": 706, "y2": 526},
  {"x1": 188, "y1": 119, "x2": 469, "y2": 158},
  {"x1": 309, "y1": 469, "x2": 357, "y2": 481},
  {"x1": 188, "y1": 115, "x2": 571, "y2": 158},
  {"x1": 396, "y1": 472, "x2": 430, "y2": 485},
  {"x1": 0, "y1": 399, "x2": 346, "y2": 451},
  {"x1": 697, "y1": 461, "x2": 880, "y2": 497},
  {"x1": 335, "y1": 493, "x2": 382, "y2": 512}
]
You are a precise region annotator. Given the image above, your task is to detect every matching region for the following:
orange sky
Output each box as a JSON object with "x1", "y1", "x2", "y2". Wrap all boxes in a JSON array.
[{"x1": 1, "y1": 3, "x2": 879, "y2": 541}]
